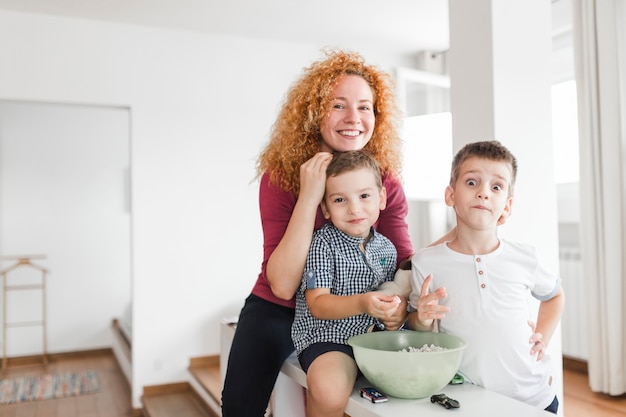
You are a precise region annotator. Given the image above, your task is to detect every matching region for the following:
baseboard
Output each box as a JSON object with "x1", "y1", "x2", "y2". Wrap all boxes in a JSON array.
[
  {"x1": 3, "y1": 347, "x2": 113, "y2": 368},
  {"x1": 190, "y1": 384, "x2": 220, "y2": 417},
  {"x1": 111, "y1": 318, "x2": 132, "y2": 384},
  {"x1": 189, "y1": 354, "x2": 219, "y2": 368},
  {"x1": 142, "y1": 381, "x2": 218, "y2": 417},
  {"x1": 112, "y1": 318, "x2": 132, "y2": 352},
  {"x1": 143, "y1": 381, "x2": 190, "y2": 397},
  {"x1": 563, "y1": 355, "x2": 588, "y2": 374}
]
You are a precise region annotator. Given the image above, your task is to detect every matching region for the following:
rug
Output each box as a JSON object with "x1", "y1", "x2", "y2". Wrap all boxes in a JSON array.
[{"x1": 0, "y1": 370, "x2": 99, "y2": 405}]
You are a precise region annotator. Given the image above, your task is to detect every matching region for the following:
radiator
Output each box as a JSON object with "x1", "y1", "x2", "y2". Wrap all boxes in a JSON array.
[{"x1": 559, "y1": 247, "x2": 588, "y2": 360}]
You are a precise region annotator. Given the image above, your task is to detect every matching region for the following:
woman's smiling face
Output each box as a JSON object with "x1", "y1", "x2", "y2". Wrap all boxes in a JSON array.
[{"x1": 319, "y1": 75, "x2": 375, "y2": 153}]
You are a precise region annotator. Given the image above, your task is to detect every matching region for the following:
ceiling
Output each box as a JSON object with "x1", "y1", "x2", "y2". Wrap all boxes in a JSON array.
[{"x1": 0, "y1": 0, "x2": 450, "y2": 58}]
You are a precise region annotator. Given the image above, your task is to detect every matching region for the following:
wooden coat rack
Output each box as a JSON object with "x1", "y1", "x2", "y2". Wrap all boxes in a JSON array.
[{"x1": 1, "y1": 255, "x2": 48, "y2": 370}]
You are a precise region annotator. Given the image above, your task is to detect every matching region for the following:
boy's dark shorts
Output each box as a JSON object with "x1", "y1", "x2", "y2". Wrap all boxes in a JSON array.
[{"x1": 298, "y1": 342, "x2": 355, "y2": 373}]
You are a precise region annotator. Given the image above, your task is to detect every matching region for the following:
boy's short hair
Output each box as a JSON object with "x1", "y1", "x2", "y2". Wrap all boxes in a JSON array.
[
  {"x1": 327, "y1": 150, "x2": 383, "y2": 190},
  {"x1": 450, "y1": 140, "x2": 518, "y2": 195}
]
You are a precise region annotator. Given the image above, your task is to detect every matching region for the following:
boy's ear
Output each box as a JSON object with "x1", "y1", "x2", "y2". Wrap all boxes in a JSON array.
[
  {"x1": 320, "y1": 199, "x2": 331, "y2": 219},
  {"x1": 444, "y1": 185, "x2": 455, "y2": 207},
  {"x1": 379, "y1": 186, "x2": 387, "y2": 210},
  {"x1": 497, "y1": 196, "x2": 514, "y2": 225}
]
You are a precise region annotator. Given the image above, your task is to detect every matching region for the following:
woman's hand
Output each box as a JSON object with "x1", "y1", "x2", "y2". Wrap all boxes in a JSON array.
[{"x1": 298, "y1": 152, "x2": 333, "y2": 207}]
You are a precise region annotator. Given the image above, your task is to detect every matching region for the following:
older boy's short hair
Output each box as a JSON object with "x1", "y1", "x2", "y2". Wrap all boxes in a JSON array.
[
  {"x1": 327, "y1": 150, "x2": 383, "y2": 190},
  {"x1": 450, "y1": 140, "x2": 518, "y2": 195}
]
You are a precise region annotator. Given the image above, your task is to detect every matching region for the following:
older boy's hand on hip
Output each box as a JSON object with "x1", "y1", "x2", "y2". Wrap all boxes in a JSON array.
[{"x1": 527, "y1": 320, "x2": 547, "y2": 361}]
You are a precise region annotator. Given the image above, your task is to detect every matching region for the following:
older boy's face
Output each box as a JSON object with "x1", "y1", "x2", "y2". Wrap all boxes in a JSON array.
[
  {"x1": 321, "y1": 167, "x2": 386, "y2": 239},
  {"x1": 445, "y1": 156, "x2": 513, "y2": 230},
  {"x1": 319, "y1": 75, "x2": 375, "y2": 153}
]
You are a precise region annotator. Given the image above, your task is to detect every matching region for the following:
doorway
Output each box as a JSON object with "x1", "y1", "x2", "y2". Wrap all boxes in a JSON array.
[{"x1": 0, "y1": 100, "x2": 131, "y2": 358}]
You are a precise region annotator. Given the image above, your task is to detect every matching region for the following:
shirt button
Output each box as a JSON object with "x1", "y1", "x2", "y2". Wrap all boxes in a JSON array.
[
  {"x1": 481, "y1": 283, "x2": 486, "y2": 289},
  {"x1": 476, "y1": 257, "x2": 481, "y2": 262},
  {"x1": 478, "y1": 270, "x2": 484, "y2": 275}
]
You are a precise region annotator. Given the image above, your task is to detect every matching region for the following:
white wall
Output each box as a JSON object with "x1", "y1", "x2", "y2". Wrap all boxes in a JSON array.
[
  {"x1": 0, "y1": 10, "x2": 413, "y2": 408},
  {"x1": 0, "y1": 101, "x2": 131, "y2": 356}
]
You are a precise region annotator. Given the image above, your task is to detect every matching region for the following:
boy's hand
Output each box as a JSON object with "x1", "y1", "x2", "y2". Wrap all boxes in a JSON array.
[
  {"x1": 364, "y1": 292, "x2": 404, "y2": 329},
  {"x1": 416, "y1": 274, "x2": 449, "y2": 328},
  {"x1": 528, "y1": 320, "x2": 546, "y2": 361},
  {"x1": 379, "y1": 295, "x2": 408, "y2": 330}
]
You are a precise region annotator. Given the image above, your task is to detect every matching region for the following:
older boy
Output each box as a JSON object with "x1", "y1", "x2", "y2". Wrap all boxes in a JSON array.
[{"x1": 407, "y1": 140, "x2": 565, "y2": 414}]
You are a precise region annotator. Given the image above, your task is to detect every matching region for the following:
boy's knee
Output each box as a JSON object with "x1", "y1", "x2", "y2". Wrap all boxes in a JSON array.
[
  {"x1": 307, "y1": 385, "x2": 349, "y2": 415},
  {"x1": 308, "y1": 377, "x2": 351, "y2": 410}
]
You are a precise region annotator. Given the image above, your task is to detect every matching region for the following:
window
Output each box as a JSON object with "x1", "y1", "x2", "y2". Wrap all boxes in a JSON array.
[{"x1": 552, "y1": 80, "x2": 580, "y2": 184}]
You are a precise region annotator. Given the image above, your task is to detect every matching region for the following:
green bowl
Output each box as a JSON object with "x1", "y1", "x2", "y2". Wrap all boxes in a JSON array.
[{"x1": 348, "y1": 330, "x2": 466, "y2": 399}]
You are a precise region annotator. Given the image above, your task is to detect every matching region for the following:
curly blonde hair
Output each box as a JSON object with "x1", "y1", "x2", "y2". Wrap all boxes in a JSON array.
[{"x1": 257, "y1": 49, "x2": 403, "y2": 194}]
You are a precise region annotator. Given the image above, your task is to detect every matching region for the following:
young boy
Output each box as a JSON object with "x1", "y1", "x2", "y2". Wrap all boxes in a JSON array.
[
  {"x1": 407, "y1": 140, "x2": 565, "y2": 414},
  {"x1": 291, "y1": 150, "x2": 403, "y2": 417}
]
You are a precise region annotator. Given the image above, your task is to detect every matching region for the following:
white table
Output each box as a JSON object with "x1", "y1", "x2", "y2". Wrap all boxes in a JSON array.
[
  {"x1": 221, "y1": 320, "x2": 552, "y2": 417},
  {"x1": 274, "y1": 352, "x2": 553, "y2": 417}
]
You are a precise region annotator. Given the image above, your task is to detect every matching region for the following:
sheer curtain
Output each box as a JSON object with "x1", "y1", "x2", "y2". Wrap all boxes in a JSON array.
[{"x1": 572, "y1": 0, "x2": 626, "y2": 395}]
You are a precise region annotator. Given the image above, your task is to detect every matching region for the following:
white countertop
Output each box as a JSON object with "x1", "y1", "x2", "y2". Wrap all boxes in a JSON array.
[
  {"x1": 346, "y1": 376, "x2": 553, "y2": 417},
  {"x1": 281, "y1": 353, "x2": 552, "y2": 417}
]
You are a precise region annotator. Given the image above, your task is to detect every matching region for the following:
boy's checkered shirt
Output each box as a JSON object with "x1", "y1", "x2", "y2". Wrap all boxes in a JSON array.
[{"x1": 291, "y1": 222, "x2": 397, "y2": 354}]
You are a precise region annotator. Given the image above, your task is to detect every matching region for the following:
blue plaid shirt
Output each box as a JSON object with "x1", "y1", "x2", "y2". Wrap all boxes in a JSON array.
[{"x1": 291, "y1": 222, "x2": 397, "y2": 355}]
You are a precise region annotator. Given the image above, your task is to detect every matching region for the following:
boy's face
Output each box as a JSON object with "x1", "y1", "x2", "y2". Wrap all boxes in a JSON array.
[
  {"x1": 321, "y1": 167, "x2": 387, "y2": 239},
  {"x1": 445, "y1": 156, "x2": 513, "y2": 230}
]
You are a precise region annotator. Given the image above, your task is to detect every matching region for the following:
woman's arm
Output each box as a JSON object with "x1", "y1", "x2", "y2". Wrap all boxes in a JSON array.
[
  {"x1": 377, "y1": 173, "x2": 456, "y2": 254},
  {"x1": 428, "y1": 227, "x2": 456, "y2": 247},
  {"x1": 374, "y1": 175, "x2": 413, "y2": 328},
  {"x1": 266, "y1": 153, "x2": 332, "y2": 300},
  {"x1": 376, "y1": 174, "x2": 413, "y2": 263}
]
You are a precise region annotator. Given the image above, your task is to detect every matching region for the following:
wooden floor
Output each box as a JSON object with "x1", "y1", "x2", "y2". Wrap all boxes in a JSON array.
[
  {"x1": 0, "y1": 350, "x2": 133, "y2": 417},
  {"x1": 1, "y1": 351, "x2": 625, "y2": 417},
  {"x1": 562, "y1": 366, "x2": 626, "y2": 417}
]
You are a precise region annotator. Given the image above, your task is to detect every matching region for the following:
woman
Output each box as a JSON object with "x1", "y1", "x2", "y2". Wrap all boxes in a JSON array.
[{"x1": 221, "y1": 49, "x2": 414, "y2": 417}]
